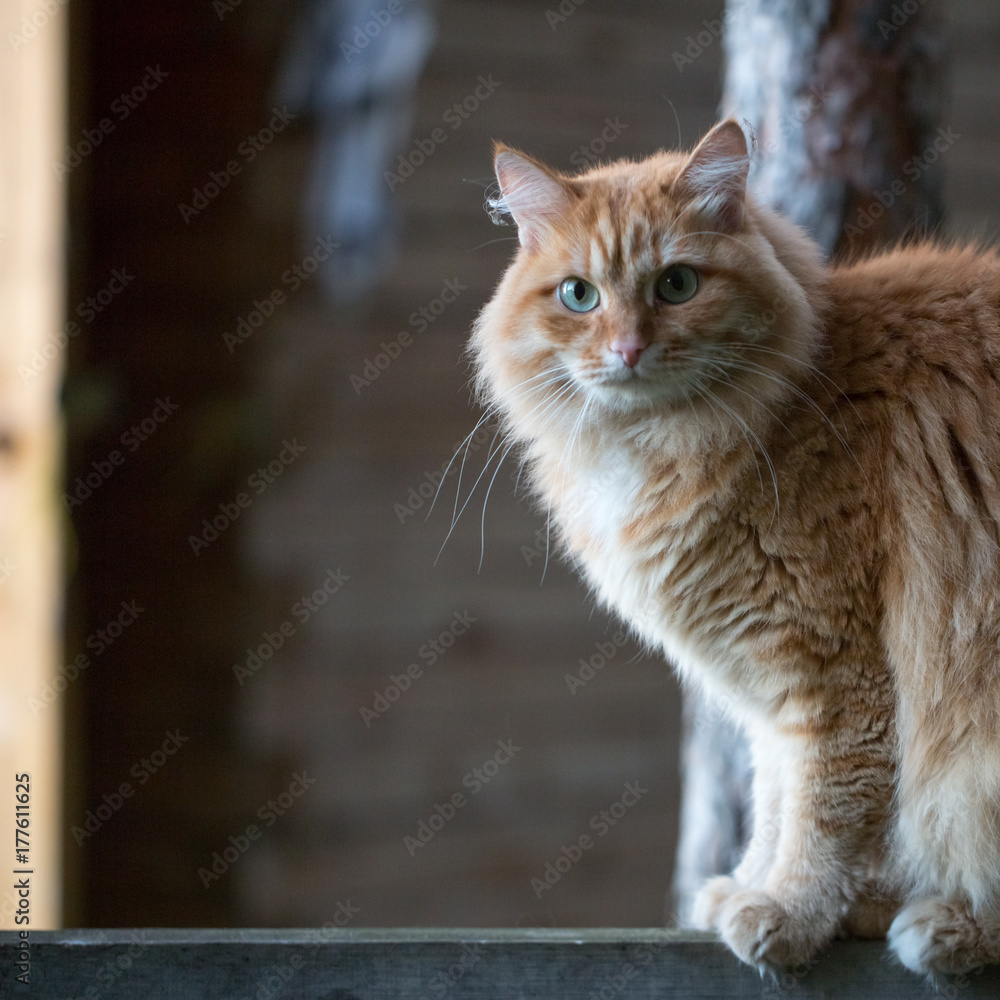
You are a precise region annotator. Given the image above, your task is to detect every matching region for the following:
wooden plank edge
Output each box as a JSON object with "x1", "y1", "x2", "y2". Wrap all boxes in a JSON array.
[{"x1": 3, "y1": 927, "x2": 999, "y2": 998}]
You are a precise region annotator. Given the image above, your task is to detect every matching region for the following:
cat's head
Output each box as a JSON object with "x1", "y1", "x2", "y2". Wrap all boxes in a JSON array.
[{"x1": 471, "y1": 119, "x2": 823, "y2": 447}]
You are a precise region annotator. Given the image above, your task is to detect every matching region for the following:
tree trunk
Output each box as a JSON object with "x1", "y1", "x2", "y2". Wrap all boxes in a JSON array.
[
  {"x1": 724, "y1": 0, "x2": 947, "y2": 258},
  {"x1": 673, "y1": 0, "x2": 947, "y2": 923}
]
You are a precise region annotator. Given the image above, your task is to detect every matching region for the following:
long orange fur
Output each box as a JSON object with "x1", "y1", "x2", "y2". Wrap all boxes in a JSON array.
[{"x1": 469, "y1": 119, "x2": 1000, "y2": 976}]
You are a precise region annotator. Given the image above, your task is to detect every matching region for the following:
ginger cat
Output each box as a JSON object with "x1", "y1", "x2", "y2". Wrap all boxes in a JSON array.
[{"x1": 469, "y1": 118, "x2": 1000, "y2": 977}]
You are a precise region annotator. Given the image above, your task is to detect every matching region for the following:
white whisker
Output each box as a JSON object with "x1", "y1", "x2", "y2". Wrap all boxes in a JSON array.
[
  {"x1": 435, "y1": 375, "x2": 580, "y2": 566},
  {"x1": 479, "y1": 441, "x2": 517, "y2": 573},
  {"x1": 706, "y1": 341, "x2": 863, "y2": 462},
  {"x1": 692, "y1": 359, "x2": 799, "y2": 443},
  {"x1": 467, "y1": 236, "x2": 522, "y2": 253},
  {"x1": 693, "y1": 377, "x2": 780, "y2": 523},
  {"x1": 429, "y1": 408, "x2": 498, "y2": 522},
  {"x1": 430, "y1": 364, "x2": 571, "y2": 524},
  {"x1": 717, "y1": 356, "x2": 857, "y2": 462},
  {"x1": 541, "y1": 391, "x2": 594, "y2": 583},
  {"x1": 689, "y1": 381, "x2": 765, "y2": 501}
]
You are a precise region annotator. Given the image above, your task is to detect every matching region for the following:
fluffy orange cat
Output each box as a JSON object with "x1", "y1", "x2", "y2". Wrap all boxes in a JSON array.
[{"x1": 469, "y1": 119, "x2": 1000, "y2": 977}]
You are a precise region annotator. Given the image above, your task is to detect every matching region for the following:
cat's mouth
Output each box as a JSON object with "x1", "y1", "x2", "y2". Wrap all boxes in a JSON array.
[
  {"x1": 577, "y1": 362, "x2": 688, "y2": 409},
  {"x1": 576, "y1": 360, "x2": 646, "y2": 389}
]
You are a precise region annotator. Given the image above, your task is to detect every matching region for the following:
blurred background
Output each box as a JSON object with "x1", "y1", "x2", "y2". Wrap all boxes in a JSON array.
[{"x1": 0, "y1": 0, "x2": 998, "y2": 930}]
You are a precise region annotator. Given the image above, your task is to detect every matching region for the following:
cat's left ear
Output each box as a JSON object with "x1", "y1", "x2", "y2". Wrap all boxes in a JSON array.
[
  {"x1": 676, "y1": 119, "x2": 750, "y2": 232},
  {"x1": 493, "y1": 145, "x2": 574, "y2": 252}
]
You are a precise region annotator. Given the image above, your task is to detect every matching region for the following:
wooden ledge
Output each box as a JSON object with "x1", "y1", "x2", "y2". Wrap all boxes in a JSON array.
[{"x1": 3, "y1": 928, "x2": 999, "y2": 997}]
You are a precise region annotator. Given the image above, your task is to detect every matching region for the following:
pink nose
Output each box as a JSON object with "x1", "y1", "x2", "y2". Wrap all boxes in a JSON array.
[{"x1": 610, "y1": 340, "x2": 645, "y2": 369}]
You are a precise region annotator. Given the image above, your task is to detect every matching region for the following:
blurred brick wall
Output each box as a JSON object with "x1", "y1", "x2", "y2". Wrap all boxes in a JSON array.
[{"x1": 66, "y1": 0, "x2": 1000, "y2": 929}]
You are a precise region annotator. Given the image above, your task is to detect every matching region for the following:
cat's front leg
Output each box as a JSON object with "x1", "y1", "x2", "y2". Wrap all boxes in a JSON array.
[{"x1": 696, "y1": 722, "x2": 892, "y2": 971}]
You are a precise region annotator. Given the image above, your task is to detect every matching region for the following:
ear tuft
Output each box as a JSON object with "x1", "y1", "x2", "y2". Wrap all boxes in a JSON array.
[
  {"x1": 491, "y1": 146, "x2": 574, "y2": 251},
  {"x1": 676, "y1": 119, "x2": 750, "y2": 232}
]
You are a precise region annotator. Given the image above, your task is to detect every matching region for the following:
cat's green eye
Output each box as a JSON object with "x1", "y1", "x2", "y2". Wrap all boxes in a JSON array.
[
  {"x1": 656, "y1": 264, "x2": 699, "y2": 304},
  {"x1": 558, "y1": 277, "x2": 600, "y2": 313}
]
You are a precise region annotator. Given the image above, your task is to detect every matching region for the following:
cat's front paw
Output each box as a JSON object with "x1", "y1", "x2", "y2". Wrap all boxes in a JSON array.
[
  {"x1": 889, "y1": 897, "x2": 999, "y2": 975},
  {"x1": 691, "y1": 875, "x2": 740, "y2": 931},
  {"x1": 715, "y1": 888, "x2": 825, "y2": 971}
]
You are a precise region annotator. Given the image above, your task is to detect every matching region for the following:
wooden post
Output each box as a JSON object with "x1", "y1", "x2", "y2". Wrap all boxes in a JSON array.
[
  {"x1": 0, "y1": 1, "x2": 67, "y2": 929},
  {"x1": 674, "y1": 0, "x2": 947, "y2": 922}
]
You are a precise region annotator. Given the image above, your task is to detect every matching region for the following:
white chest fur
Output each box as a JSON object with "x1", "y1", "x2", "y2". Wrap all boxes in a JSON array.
[
  {"x1": 542, "y1": 446, "x2": 783, "y2": 718},
  {"x1": 550, "y1": 452, "x2": 679, "y2": 645}
]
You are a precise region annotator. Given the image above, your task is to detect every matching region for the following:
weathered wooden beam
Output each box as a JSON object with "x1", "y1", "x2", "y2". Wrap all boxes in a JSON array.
[{"x1": 2, "y1": 928, "x2": 998, "y2": 997}]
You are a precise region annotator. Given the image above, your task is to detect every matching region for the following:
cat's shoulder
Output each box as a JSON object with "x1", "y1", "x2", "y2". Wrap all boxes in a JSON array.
[
  {"x1": 831, "y1": 239, "x2": 1000, "y2": 287},
  {"x1": 823, "y1": 240, "x2": 1000, "y2": 330}
]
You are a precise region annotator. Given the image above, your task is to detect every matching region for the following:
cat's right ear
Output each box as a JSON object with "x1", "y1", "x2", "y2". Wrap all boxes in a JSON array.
[
  {"x1": 676, "y1": 119, "x2": 750, "y2": 233},
  {"x1": 492, "y1": 145, "x2": 574, "y2": 252}
]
